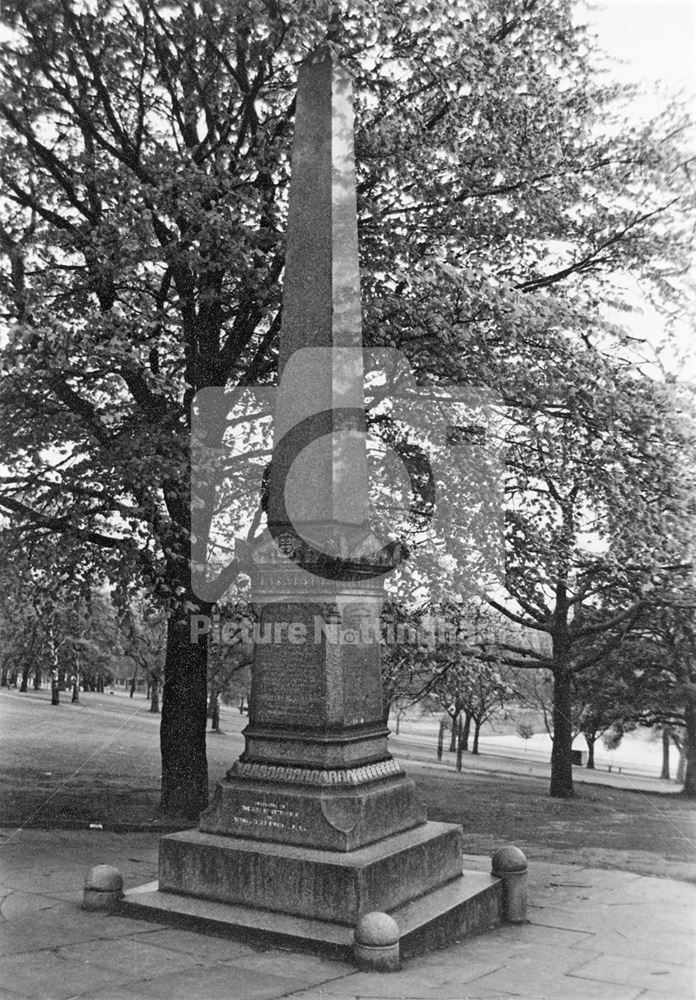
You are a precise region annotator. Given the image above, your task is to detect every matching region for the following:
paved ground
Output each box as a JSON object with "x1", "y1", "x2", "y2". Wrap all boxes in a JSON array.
[{"x1": 0, "y1": 827, "x2": 694, "y2": 1000}]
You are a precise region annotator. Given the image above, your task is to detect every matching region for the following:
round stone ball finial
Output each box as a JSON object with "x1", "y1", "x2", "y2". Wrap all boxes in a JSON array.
[
  {"x1": 355, "y1": 911, "x2": 400, "y2": 946},
  {"x1": 82, "y1": 865, "x2": 123, "y2": 912},
  {"x1": 354, "y1": 912, "x2": 400, "y2": 971},
  {"x1": 491, "y1": 845, "x2": 528, "y2": 875},
  {"x1": 491, "y1": 845, "x2": 528, "y2": 924}
]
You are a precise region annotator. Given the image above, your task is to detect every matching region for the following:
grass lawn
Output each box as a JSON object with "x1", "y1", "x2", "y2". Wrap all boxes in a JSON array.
[{"x1": 1, "y1": 688, "x2": 694, "y2": 882}]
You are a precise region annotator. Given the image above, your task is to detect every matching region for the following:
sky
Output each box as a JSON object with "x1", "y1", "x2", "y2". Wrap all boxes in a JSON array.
[
  {"x1": 577, "y1": 0, "x2": 696, "y2": 379},
  {"x1": 584, "y1": 0, "x2": 695, "y2": 98}
]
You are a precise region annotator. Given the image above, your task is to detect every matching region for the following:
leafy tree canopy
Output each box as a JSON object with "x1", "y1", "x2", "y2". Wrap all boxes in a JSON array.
[{"x1": 0, "y1": 0, "x2": 693, "y2": 812}]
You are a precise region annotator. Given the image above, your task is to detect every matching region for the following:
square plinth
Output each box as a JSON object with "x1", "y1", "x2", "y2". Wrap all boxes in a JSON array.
[{"x1": 159, "y1": 821, "x2": 464, "y2": 924}]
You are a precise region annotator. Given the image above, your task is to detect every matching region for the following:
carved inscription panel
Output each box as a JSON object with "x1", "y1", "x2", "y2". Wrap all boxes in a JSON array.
[
  {"x1": 233, "y1": 796, "x2": 308, "y2": 834},
  {"x1": 341, "y1": 642, "x2": 383, "y2": 725},
  {"x1": 252, "y1": 604, "x2": 325, "y2": 727}
]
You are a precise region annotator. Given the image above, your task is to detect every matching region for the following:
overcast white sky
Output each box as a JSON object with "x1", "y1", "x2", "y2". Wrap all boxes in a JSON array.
[
  {"x1": 577, "y1": 1, "x2": 695, "y2": 379},
  {"x1": 584, "y1": 0, "x2": 695, "y2": 97}
]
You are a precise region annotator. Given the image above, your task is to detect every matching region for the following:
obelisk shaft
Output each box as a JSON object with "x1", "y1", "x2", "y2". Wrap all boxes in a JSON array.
[
  {"x1": 280, "y1": 43, "x2": 362, "y2": 368},
  {"x1": 269, "y1": 44, "x2": 369, "y2": 528}
]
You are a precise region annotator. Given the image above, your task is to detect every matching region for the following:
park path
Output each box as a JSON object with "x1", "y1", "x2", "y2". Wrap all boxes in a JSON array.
[{"x1": 390, "y1": 731, "x2": 676, "y2": 795}]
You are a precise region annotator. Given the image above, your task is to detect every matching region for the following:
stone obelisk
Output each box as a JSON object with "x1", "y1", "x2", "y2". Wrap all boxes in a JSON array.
[
  {"x1": 193, "y1": 41, "x2": 427, "y2": 850},
  {"x1": 122, "y1": 40, "x2": 506, "y2": 960}
]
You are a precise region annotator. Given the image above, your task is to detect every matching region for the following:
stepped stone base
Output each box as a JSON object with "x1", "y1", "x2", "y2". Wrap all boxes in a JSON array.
[
  {"x1": 158, "y1": 821, "x2": 463, "y2": 924},
  {"x1": 198, "y1": 771, "x2": 426, "y2": 852},
  {"x1": 119, "y1": 867, "x2": 502, "y2": 960}
]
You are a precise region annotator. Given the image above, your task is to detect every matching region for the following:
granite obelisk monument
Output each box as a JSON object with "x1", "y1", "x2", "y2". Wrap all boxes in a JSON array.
[{"x1": 121, "y1": 39, "x2": 511, "y2": 960}]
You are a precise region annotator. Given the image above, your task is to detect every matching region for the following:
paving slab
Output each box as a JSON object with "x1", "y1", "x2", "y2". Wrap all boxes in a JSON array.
[
  {"x1": 570, "y1": 953, "x2": 695, "y2": 997},
  {"x1": 105, "y1": 964, "x2": 306, "y2": 1000},
  {"x1": 567, "y1": 929, "x2": 695, "y2": 966},
  {"x1": 294, "y1": 958, "x2": 506, "y2": 998},
  {"x1": 493, "y1": 921, "x2": 597, "y2": 950},
  {"x1": 0, "y1": 990, "x2": 34, "y2": 1000},
  {"x1": 225, "y1": 951, "x2": 354, "y2": 987},
  {"x1": 132, "y1": 926, "x2": 260, "y2": 962},
  {"x1": 57, "y1": 937, "x2": 204, "y2": 977},
  {"x1": 460, "y1": 973, "x2": 644, "y2": 1000},
  {"x1": 0, "y1": 950, "x2": 136, "y2": 1000}
]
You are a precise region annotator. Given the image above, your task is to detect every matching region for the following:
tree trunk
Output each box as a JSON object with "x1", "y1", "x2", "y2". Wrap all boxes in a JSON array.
[
  {"x1": 50, "y1": 670, "x2": 60, "y2": 706},
  {"x1": 681, "y1": 697, "x2": 696, "y2": 797},
  {"x1": 472, "y1": 718, "x2": 481, "y2": 755},
  {"x1": 672, "y1": 733, "x2": 686, "y2": 783},
  {"x1": 150, "y1": 677, "x2": 160, "y2": 714},
  {"x1": 71, "y1": 674, "x2": 80, "y2": 703},
  {"x1": 448, "y1": 709, "x2": 460, "y2": 751},
  {"x1": 462, "y1": 710, "x2": 472, "y2": 751},
  {"x1": 1, "y1": 665, "x2": 7, "y2": 687},
  {"x1": 33, "y1": 666, "x2": 41, "y2": 690},
  {"x1": 211, "y1": 693, "x2": 220, "y2": 733},
  {"x1": 437, "y1": 719, "x2": 445, "y2": 761},
  {"x1": 676, "y1": 743, "x2": 686, "y2": 783},
  {"x1": 661, "y1": 729, "x2": 671, "y2": 780},
  {"x1": 585, "y1": 733, "x2": 596, "y2": 769},
  {"x1": 19, "y1": 663, "x2": 30, "y2": 692},
  {"x1": 160, "y1": 606, "x2": 209, "y2": 818},
  {"x1": 550, "y1": 666, "x2": 574, "y2": 798},
  {"x1": 207, "y1": 686, "x2": 218, "y2": 719}
]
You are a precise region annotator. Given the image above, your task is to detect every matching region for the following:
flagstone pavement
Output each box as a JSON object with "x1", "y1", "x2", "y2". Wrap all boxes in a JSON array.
[{"x1": 0, "y1": 828, "x2": 693, "y2": 1000}]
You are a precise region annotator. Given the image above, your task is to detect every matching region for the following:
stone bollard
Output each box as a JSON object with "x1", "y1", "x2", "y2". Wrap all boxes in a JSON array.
[
  {"x1": 353, "y1": 912, "x2": 400, "y2": 971},
  {"x1": 491, "y1": 846, "x2": 528, "y2": 924},
  {"x1": 82, "y1": 865, "x2": 123, "y2": 912}
]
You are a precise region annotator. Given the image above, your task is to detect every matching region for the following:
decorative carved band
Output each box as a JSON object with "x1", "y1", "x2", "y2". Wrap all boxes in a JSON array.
[{"x1": 228, "y1": 758, "x2": 402, "y2": 787}]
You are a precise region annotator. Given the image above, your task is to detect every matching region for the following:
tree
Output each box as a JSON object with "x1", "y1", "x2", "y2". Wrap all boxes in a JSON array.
[
  {"x1": 571, "y1": 664, "x2": 637, "y2": 770},
  {"x1": 486, "y1": 367, "x2": 693, "y2": 796},
  {"x1": 460, "y1": 660, "x2": 512, "y2": 754},
  {"x1": 380, "y1": 601, "x2": 434, "y2": 732},
  {"x1": 426, "y1": 652, "x2": 511, "y2": 754},
  {"x1": 120, "y1": 602, "x2": 166, "y2": 712},
  {"x1": 517, "y1": 721, "x2": 534, "y2": 750},
  {"x1": 419, "y1": 600, "x2": 513, "y2": 753},
  {"x1": 64, "y1": 590, "x2": 116, "y2": 700},
  {"x1": 0, "y1": 530, "x2": 110, "y2": 699},
  {"x1": 0, "y1": 0, "x2": 692, "y2": 814},
  {"x1": 623, "y1": 577, "x2": 696, "y2": 796},
  {"x1": 426, "y1": 660, "x2": 473, "y2": 752}
]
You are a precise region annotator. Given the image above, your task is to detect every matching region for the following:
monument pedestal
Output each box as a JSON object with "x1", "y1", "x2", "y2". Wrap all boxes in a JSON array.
[{"x1": 120, "y1": 820, "x2": 503, "y2": 960}]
